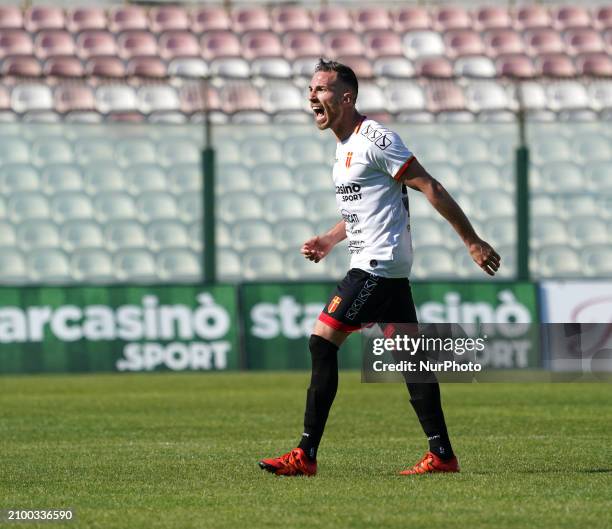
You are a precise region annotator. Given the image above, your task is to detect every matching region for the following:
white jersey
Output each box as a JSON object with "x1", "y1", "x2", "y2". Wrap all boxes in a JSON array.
[{"x1": 332, "y1": 118, "x2": 415, "y2": 278}]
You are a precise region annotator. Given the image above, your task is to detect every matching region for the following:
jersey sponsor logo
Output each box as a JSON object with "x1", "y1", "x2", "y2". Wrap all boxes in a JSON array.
[
  {"x1": 348, "y1": 240, "x2": 365, "y2": 254},
  {"x1": 345, "y1": 151, "x2": 353, "y2": 168},
  {"x1": 341, "y1": 209, "x2": 359, "y2": 224},
  {"x1": 346, "y1": 276, "x2": 379, "y2": 321},
  {"x1": 361, "y1": 124, "x2": 392, "y2": 151},
  {"x1": 336, "y1": 182, "x2": 362, "y2": 202},
  {"x1": 328, "y1": 296, "x2": 342, "y2": 314}
]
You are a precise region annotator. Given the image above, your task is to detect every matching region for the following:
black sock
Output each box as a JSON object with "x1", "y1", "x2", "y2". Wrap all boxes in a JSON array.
[
  {"x1": 407, "y1": 382, "x2": 454, "y2": 460},
  {"x1": 297, "y1": 335, "x2": 339, "y2": 461}
]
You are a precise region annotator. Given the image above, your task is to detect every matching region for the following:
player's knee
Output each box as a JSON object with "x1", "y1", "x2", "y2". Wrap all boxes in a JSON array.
[{"x1": 309, "y1": 334, "x2": 339, "y2": 360}]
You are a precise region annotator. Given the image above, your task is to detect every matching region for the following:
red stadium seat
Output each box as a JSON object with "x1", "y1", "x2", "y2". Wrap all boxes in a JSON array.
[
  {"x1": 433, "y1": 6, "x2": 471, "y2": 31},
  {"x1": 232, "y1": 7, "x2": 270, "y2": 32},
  {"x1": 1, "y1": 56, "x2": 41, "y2": 77},
  {"x1": 271, "y1": 6, "x2": 310, "y2": 32},
  {"x1": 514, "y1": 6, "x2": 550, "y2": 30},
  {"x1": 354, "y1": 8, "x2": 391, "y2": 32},
  {"x1": 336, "y1": 56, "x2": 373, "y2": 79},
  {"x1": 117, "y1": 30, "x2": 158, "y2": 60},
  {"x1": 220, "y1": 84, "x2": 261, "y2": 113},
  {"x1": 484, "y1": 29, "x2": 524, "y2": 56},
  {"x1": 552, "y1": 6, "x2": 591, "y2": 30},
  {"x1": 427, "y1": 84, "x2": 466, "y2": 112},
  {"x1": 525, "y1": 29, "x2": 565, "y2": 56},
  {"x1": 444, "y1": 30, "x2": 485, "y2": 58},
  {"x1": 54, "y1": 84, "x2": 95, "y2": 112},
  {"x1": 242, "y1": 31, "x2": 283, "y2": 60},
  {"x1": 416, "y1": 56, "x2": 453, "y2": 78},
  {"x1": 594, "y1": 6, "x2": 612, "y2": 30},
  {"x1": 43, "y1": 56, "x2": 84, "y2": 77},
  {"x1": 474, "y1": 7, "x2": 512, "y2": 30},
  {"x1": 536, "y1": 54, "x2": 576, "y2": 77},
  {"x1": 0, "y1": 6, "x2": 23, "y2": 29},
  {"x1": 313, "y1": 7, "x2": 352, "y2": 32},
  {"x1": 127, "y1": 57, "x2": 167, "y2": 78},
  {"x1": 324, "y1": 31, "x2": 364, "y2": 58},
  {"x1": 576, "y1": 53, "x2": 612, "y2": 76},
  {"x1": 392, "y1": 7, "x2": 431, "y2": 32},
  {"x1": 34, "y1": 30, "x2": 75, "y2": 60},
  {"x1": 179, "y1": 84, "x2": 221, "y2": 113},
  {"x1": 191, "y1": 7, "x2": 230, "y2": 32},
  {"x1": 25, "y1": 6, "x2": 64, "y2": 32},
  {"x1": 0, "y1": 30, "x2": 33, "y2": 57},
  {"x1": 66, "y1": 7, "x2": 106, "y2": 32},
  {"x1": 564, "y1": 29, "x2": 605, "y2": 55},
  {"x1": 495, "y1": 54, "x2": 535, "y2": 78},
  {"x1": 283, "y1": 31, "x2": 323, "y2": 60},
  {"x1": 158, "y1": 31, "x2": 200, "y2": 60},
  {"x1": 201, "y1": 31, "x2": 241, "y2": 60},
  {"x1": 363, "y1": 31, "x2": 403, "y2": 59},
  {"x1": 76, "y1": 31, "x2": 117, "y2": 60},
  {"x1": 149, "y1": 6, "x2": 189, "y2": 33},
  {"x1": 85, "y1": 57, "x2": 126, "y2": 78},
  {"x1": 108, "y1": 6, "x2": 148, "y2": 33}
]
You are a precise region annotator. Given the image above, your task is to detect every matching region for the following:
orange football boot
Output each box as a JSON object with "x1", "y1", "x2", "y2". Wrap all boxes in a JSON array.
[
  {"x1": 399, "y1": 451, "x2": 460, "y2": 475},
  {"x1": 258, "y1": 448, "x2": 317, "y2": 476}
]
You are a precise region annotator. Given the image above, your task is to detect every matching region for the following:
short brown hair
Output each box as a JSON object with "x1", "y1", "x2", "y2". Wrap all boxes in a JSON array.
[{"x1": 315, "y1": 58, "x2": 358, "y2": 97}]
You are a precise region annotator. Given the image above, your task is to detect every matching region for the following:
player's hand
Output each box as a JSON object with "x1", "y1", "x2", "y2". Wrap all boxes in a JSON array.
[
  {"x1": 468, "y1": 239, "x2": 501, "y2": 276},
  {"x1": 301, "y1": 235, "x2": 334, "y2": 263}
]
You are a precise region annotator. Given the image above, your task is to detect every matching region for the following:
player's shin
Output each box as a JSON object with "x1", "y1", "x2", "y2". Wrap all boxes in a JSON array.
[{"x1": 298, "y1": 335, "x2": 339, "y2": 461}]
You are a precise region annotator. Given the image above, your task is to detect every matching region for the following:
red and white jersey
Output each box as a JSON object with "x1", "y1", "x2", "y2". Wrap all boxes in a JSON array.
[{"x1": 332, "y1": 117, "x2": 415, "y2": 278}]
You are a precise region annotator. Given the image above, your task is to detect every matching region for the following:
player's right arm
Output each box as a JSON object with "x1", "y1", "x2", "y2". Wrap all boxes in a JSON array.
[
  {"x1": 301, "y1": 220, "x2": 346, "y2": 263},
  {"x1": 401, "y1": 158, "x2": 501, "y2": 276}
]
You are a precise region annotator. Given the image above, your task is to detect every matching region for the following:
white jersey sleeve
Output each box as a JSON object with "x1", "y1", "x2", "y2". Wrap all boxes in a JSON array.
[{"x1": 368, "y1": 131, "x2": 415, "y2": 182}]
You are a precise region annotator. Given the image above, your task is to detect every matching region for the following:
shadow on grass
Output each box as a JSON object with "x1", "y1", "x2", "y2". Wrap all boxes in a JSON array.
[{"x1": 469, "y1": 468, "x2": 612, "y2": 475}]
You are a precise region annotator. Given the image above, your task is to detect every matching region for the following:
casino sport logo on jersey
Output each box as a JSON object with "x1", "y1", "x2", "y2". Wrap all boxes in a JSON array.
[
  {"x1": 361, "y1": 124, "x2": 392, "y2": 150},
  {"x1": 336, "y1": 182, "x2": 362, "y2": 201}
]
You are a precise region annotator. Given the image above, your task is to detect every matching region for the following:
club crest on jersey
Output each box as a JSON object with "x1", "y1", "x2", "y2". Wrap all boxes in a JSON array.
[
  {"x1": 328, "y1": 296, "x2": 342, "y2": 313},
  {"x1": 345, "y1": 152, "x2": 353, "y2": 168}
]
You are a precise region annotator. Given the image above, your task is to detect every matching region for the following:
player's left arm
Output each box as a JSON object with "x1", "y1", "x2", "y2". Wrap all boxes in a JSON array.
[{"x1": 401, "y1": 159, "x2": 501, "y2": 276}]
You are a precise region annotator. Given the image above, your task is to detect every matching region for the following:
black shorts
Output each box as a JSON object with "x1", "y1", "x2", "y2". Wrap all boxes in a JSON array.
[{"x1": 319, "y1": 268, "x2": 418, "y2": 333}]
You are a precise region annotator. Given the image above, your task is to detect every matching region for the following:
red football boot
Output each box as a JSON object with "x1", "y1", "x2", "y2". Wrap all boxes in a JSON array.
[
  {"x1": 258, "y1": 448, "x2": 317, "y2": 476},
  {"x1": 399, "y1": 451, "x2": 460, "y2": 475}
]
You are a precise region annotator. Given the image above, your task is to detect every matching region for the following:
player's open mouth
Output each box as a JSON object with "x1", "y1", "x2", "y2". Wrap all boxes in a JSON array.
[{"x1": 312, "y1": 105, "x2": 326, "y2": 122}]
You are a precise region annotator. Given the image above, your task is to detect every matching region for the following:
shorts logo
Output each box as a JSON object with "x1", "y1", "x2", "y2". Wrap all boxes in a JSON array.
[
  {"x1": 328, "y1": 296, "x2": 342, "y2": 314},
  {"x1": 346, "y1": 277, "x2": 379, "y2": 321},
  {"x1": 345, "y1": 152, "x2": 353, "y2": 168}
]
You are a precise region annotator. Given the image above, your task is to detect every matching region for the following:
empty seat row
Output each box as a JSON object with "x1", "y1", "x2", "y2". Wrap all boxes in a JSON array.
[
  {"x1": 3, "y1": 79, "x2": 612, "y2": 117},
  {"x1": 0, "y1": 5, "x2": 609, "y2": 34}
]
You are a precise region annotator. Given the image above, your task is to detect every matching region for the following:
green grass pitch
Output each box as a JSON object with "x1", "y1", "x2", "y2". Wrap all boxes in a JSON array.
[{"x1": 1, "y1": 372, "x2": 611, "y2": 529}]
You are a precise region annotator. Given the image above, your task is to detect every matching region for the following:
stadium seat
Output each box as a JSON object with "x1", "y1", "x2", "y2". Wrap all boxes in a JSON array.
[
  {"x1": 532, "y1": 216, "x2": 570, "y2": 248},
  {"x1": 8, "y1": 192, "x2": 50, "y2": 222},
  {"x1": 355, "y1": 83, "x2": 386, "y2": 113},
  {"x1": 94, "y1": 192, "x2": 137, "y2": 222},
  {"x1": 594, "y1": 6, "x2": 612, "y2": 30},
  {"x1": 243, "y1": 247, "x2": 285, "y2": 280},
  {"x1": 576, "y1": 53, "x2": 612, "y2": 76},
  {"x1": 464, "y1": 81, "x2": 514, "y2": 112},
  {"x1": 232, "y1": 6, "x2": 270, "y2": 32},
  {"x1": 213, "y1": 221, "x2": 228, "y2": 250},
  {"x1": 0, "y1": 221, "x2": 16, "y2": 247},
  {"x1": 471, "y1": 190, "x2": 514, "y2": 219},
  {"x1": 495, "y1": 54, "x2": 535, "y2": 78},
  {"x1": 285, "y1": 252, "x2": 330, "y2": 280},
  {"x1": 515, "y1": 6, "x2": 550, "y2": 30},
  {"x1": 273, "y1": 220, "x2": 313, "y2": 251},
  {"x1": 251, "y1": 163, "x2": 293, "y2": 193},
  {"x1": 459, "y1": 162, "x2": 503, "y2": 191},
  {"x1": 262, "y1": 191, "x2": 306, "y2": 222},
  {"x1": 546, "y1": 82, "x2": 589, "y2": 111},
  {"x1": 192, "y1": 7, "x2": 230, "y2": 33},
  {"x1": 336, "y1": 56, "x2": 374, "y2": 79},
  {"x1": 536, "y1": 54, "x2": 576, "y2": 77},
  {"x1": 66, "y1": 7, "x2": 106, "y2": 33},
  {"x1": 54, "y1": 84, "x2": 95, "y2": 113},
  {"x1": 150, "y1": 6, "x2": 189, "y2": 33},
  {"x1": 217, "y1": 248, "x2": 241, "y2": 280},
  {"x1": 552, "y1": 6, "x2": 591, "y2": 31},
  {"x1": 137, "y1": 86, "x2": 180, "y2": 114},
  {"x1": 108, "y1": 6, "x2": 148, "y2": 33},
  {"x1": 157, "y1": 249, "x2": 200, "y2": 281},
  {"x1": 415, "y1": 57, "x2": 453, "y2": 78},
  {"x1": 114, "y1": 137, "x2": 156, "y2": 166},
  {"x1": 474, "y1": 7, "x2": 512, "y2": 30},
  {"x1": 353, "y1": 7, "x2": 391, "y2": 32},
  {"x1": 564, "y1": 29, "x2": 605, "y2": 56},
  {"x1": 426, "y1": 84, "x2": 467, "y2": 113},
  {"x1": 31, "y1": 137, "x2": 73, "y2": 166},
  {"x1": 127, "y1": 57, "x2": 167, "y2": 79},
  {"x1": 384, "y1": 82, "x2": 426, "y2": 113},
  {"x1": 0, "y1": 249, "x2": 27, "y2": 282},
  {"x1": 168, "y1": 57, "x2": 208, "y2": 78},
  {"x1": 117, "y1": 30, "x2": 157, "y2": 60},
  {"x1": 17, "y1": 220, "x2": 60, "y2": 250},
  {"x1": 208, "y1": 57, "x2": 250, "y2": 78},
  {"x1": 568, "y1": 216, "x2": 609, "y2": 247},
  {"x1": 583, "y1": 246, "x2": 612, "y2": 276},
  {"x1": 293, "y1": 163, "x2": 332, "y2": 193},
  {"x1": 166, "y1": 163, "x2": 200, "y2": 194},
  {"x1": 588, "y1": 82, "x2": 612, "y2": 111},
  {"x1": 250, "y1": 57, "x2": 291, "y2": 79},
  {"x1": 51, "y1": 192, "x2": 94, "y2": 222},
  {"x1": 536, "y1": 245, "x2": 582, "y2": 277},
  {"x1": 11, "y1": 84, "x2": 53, "y2": 113},
  {"x1": 271, "y1": 6, "x2": 310, "y2": 33},
  {"x1": 218, "y1": 192, "x2": 262, "y2": 223},
  {"x1": 242, "y1": 31, "x2": 283, "y2": 60},
  {"x1": 524, "y1": 29, "x2": 566, "y2": 57},
  {"x1": 484, "y1": 29, "x2": 525, "y2": 56},
  {"x1": 410, "y1": 218, "x2": 444, "y2": 246},
  {"x1": 482, "y1": 216, "x2": 515, "y2": 246},
  {"x1": 25, "y1": 6, "x2": 64, "y2": 32},
  {"x1": 83, "y1": 163, "x2": 124, "y2": 194},
  {"x1": 28, "y1": 249, "x2": 71, "y2": 282},
  {"x1": 240, "y1": 136, "x2": 284, "y2": 166},
  {"x1": 283, "y1": 31, "x2": 323, "y2": 61},
  {"x1": 0, "y1": 163, "x2": 39, "y2": 193},
  {"x1": 41, "y1": 163, "x2": 83, "y2": 193},
  {"x1": 124, "y1": 164, "x2": 166, "y2": 194},
  {"x1": 0, "y1": 6, "x2": 23, "y2": 29},
  {"x1": 201, "y1": 31, "x2": 241, "y2": 61},
  {"x1": 70, "y1": 248, "x2": 114, "y2": 282},
  {"x1": 34, "y1": 30, "x2": 74, "y2": 60},
  {"x1": 74, "y1": 137, "x2": 114, "y2": 164},
  {"x1": 76, "y1": 31, "x2": 117, "y2": 60},
  {"x1": 574, "y1": 134, "x2": 611, "y2": 162},
  {"x1": 324, "y1": 31, "x2": 364, "y2": 59},
  {"x1": 0, "y1": 29, "x2": 33, "y2": 57},
  {"x1": 412, "y1": 245, "x2": 455, "y2": 277},
  {"x1": 454, "y1": 56, "x2": 496, "y2": 78},
  {"x1": 114, "y1": 248, "x2": 157, "y2": 282},
  {"x1": 61, "y1": 220, "x2": 105, "y2": 251},
  {"x1": 373, "y1": 57, "x2": 415, "y2": 78},
  {"x1": 448, "y1": 135, "x2": 490, "y2": 163},
  {"x1": 433, "y1": 6, "x2": 471, "y2": 31},
  {"x1": 0, "y1": 137, "x2": 29, "y2": 165},
  {"x1": 313, "y1": 6, "x2": 351, "y2": 32},
  {"x1": 231, "y1": 220, "x2": 275, "y2": 251},
  {"x1": 587, "y1": 161, "x2": 612, "y2": 191},
  {"x1": 1, "y1": 56, "x2": 41, "y2": 77},
  {"x1": 137, "y1": 192, "x2": 178, "y2": 222},
  {"x1": 95, "y1": 85, "x2": 137, "y2": 114},
  {"x1": 104, "y1": 220, "x2": 147, "y2": 251},
  {"x1": 444, "y1": 30, "x2": 484, "y2": 58},
  {"x1": 403, "y1": 31, "x2": 445, "y2": 59},
  {"x1": 392, "y1": 7, "x2": 430, "y2": 32}
]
